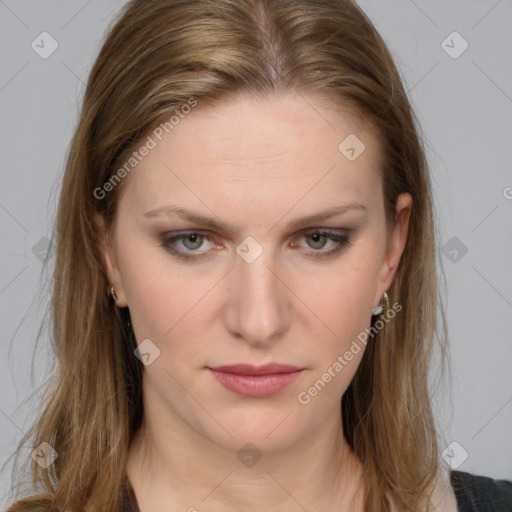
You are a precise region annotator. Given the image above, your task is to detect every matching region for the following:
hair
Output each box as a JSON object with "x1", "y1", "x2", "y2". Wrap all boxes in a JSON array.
[{"x1": 5, "y1": 0, "x2": 450, "y2": 511}]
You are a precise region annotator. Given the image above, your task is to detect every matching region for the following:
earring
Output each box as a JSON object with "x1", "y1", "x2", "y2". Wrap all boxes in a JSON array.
[
  {"x1": 110, "y1": 286, "x2": 118, "y2": 304},
  {"x1": 372, "y1": 292, "x2": 389, "y2": 316},
  {"x1": 110, "y1": 286, "x2": 131, "y2": 328}
]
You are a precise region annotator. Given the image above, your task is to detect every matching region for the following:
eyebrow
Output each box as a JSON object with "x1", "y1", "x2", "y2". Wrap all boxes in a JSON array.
[{"x1": 143, "y1": 203, "x2": 368, "y2": 233}]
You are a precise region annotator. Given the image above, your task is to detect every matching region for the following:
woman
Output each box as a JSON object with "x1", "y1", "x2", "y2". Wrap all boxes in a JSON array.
[{"x1": 5, "y1": 0, "x2": 512, "y2": 511}]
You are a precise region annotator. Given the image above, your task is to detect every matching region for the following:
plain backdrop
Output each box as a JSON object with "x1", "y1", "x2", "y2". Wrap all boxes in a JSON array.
[{"x1": 1, "y1": 0, "x2": 511, "y2": 507}]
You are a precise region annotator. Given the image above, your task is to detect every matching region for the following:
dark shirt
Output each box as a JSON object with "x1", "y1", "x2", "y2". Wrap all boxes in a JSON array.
[
  {"x1": 450, "y1": 470, "x2": 512, "y2": 511},
  {"x1": 6, "y1": 470, "x2": 512, "y2": 511}
]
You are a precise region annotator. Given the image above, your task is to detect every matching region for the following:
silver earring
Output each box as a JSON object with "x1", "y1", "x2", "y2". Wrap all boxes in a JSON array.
[
  {"x1": 372, "y1": 292, "x2": 389, "y2": 316},
  {"x1": 110, "y1": 286, "x2": 118, "y2": 303}
]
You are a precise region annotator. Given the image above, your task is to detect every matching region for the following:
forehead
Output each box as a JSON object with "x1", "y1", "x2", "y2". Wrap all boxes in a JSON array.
[{"x1": 119, "y1": 92, "x2": 383, "y2": 216}]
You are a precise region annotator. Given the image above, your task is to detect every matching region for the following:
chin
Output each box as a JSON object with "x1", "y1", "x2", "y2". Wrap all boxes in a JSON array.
[{"x1": 197, "y1": 407, "x2": 306, "y2": 454}]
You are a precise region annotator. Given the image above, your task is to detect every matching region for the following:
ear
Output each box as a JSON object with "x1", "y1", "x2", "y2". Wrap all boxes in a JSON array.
[
  {"x1": 373, "y1": 192, "x2": 412, "y2": 308},
  {"x1": 94, "y1": 212, "x2": 128, "y2": 307}
]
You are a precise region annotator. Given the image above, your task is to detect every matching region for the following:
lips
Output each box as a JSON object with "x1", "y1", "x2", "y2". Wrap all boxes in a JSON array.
[
  {"x1": 210, "y1": 363, "x2": 303, "y2": 375},
  {"x1": 208, "y1": 363, "x2": 304, "y2": 398}
]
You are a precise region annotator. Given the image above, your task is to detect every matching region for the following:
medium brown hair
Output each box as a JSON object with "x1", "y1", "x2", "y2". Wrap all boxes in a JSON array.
[{"x1": 6, "y1": 0, "x2": 449, "y2": 510}]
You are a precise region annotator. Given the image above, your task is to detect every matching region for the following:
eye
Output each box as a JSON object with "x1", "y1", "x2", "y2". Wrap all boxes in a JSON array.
[
  {"x1": 159, "y1": 229, "x2": 352, "y2": 262},
  {"x1": 160, "y1": 231, "x2": 217, "y2": 261},
  {"x1": 291, "y1": 229, "x2": 352, "y2": 260}
]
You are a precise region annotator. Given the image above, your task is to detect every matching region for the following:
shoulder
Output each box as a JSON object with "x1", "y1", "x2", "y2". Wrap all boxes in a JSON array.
[
  {"x1": 450, "y1": 470, "x2": 512, "y2": 511},
  {"x1": 6, "y1": 495, "x2": 55, "y2": 512}
]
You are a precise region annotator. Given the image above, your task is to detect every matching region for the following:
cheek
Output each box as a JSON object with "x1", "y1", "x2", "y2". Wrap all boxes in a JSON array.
[
  {"x1": 296, "y1": 249, "x2": 382, "y2": 392},
  {"x1": 118, "y1": 254, "x2": 210, "y2": 341},
  {"x1": 303, "y1": 254, "x2": 381, "y2": 336}
]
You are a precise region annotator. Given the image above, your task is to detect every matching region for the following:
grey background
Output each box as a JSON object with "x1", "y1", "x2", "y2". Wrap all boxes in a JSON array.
[{"x1": 1, "y1": 0, "x2": 511, "y2": 507}]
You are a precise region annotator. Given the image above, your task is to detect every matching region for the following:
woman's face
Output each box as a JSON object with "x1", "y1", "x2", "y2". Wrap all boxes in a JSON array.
[{"x1": 99, "y1": 93, "x2": 411, "y2": 454}]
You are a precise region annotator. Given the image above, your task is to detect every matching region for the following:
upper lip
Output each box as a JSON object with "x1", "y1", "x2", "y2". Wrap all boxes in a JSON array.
[{"x1": 209, "y1": 363, "x2": 303, "y2": 375}]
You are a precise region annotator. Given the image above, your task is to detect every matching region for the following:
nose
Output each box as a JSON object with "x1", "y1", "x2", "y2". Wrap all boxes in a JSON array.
[{"x1": 223, "y1": 248, "x2": 291, "y2": 347}]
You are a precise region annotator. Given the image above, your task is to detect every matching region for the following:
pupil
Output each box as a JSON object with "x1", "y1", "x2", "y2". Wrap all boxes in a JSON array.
[
  {"x1": 310, "y1": 234, "x2": 325, "y2": 248},
  {"x1": 185, "y1": 234, "x2": 201, "y2": 249}
]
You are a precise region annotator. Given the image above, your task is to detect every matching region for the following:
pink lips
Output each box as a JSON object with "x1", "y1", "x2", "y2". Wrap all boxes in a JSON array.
[{"x1": 209, "y1": 363, "x2": 304, "y2": 398}]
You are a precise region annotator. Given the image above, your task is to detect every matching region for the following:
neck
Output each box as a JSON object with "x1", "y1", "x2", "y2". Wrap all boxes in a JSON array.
[{"x1": 126, "y1": 401, "x2": 365, "y2": 512}]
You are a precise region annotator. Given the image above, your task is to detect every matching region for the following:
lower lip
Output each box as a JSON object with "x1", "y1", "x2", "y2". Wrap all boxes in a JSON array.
[{"x1": 209, "y1": 369, "x2": 303, "y2": 398}]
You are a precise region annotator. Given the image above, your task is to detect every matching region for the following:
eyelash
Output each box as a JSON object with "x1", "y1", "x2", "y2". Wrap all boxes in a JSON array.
[{"x1": 159, "y1": 229, "x2": 352, "y2": 262}]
